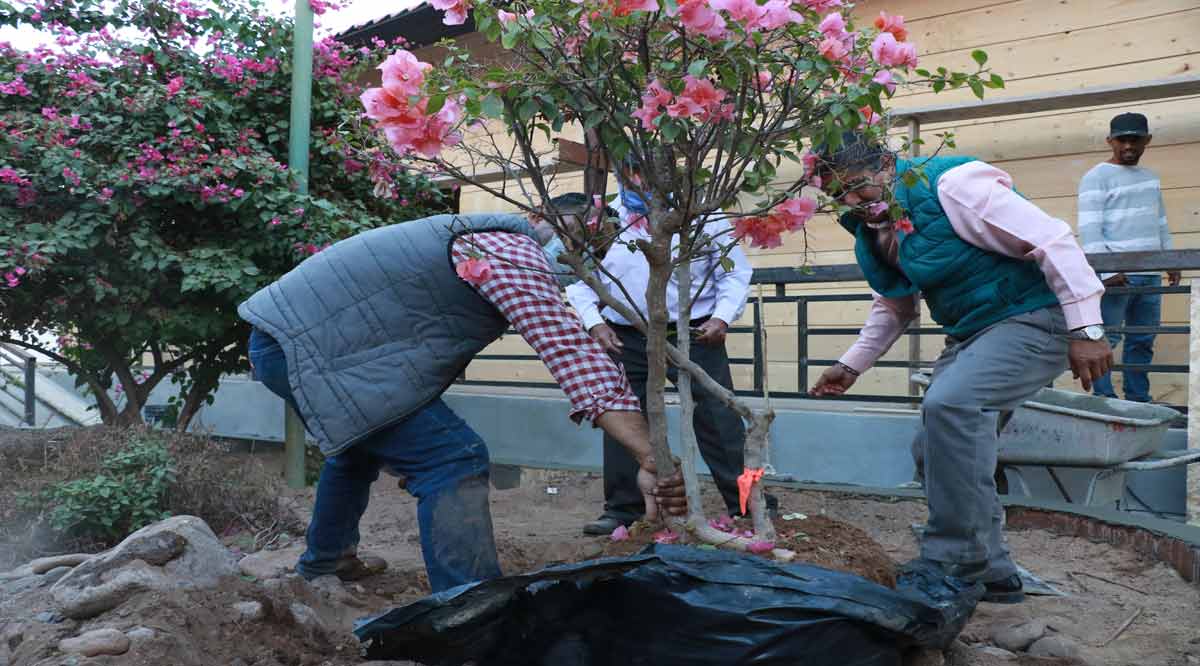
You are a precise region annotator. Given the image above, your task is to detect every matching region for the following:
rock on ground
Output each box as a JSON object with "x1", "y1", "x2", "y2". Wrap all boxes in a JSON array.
[
  {"x1": 991, "y1": 619, "x2": 1047, "y2": 652},
  {"x1": 58, "y1": 628, "x2": 130, "y2": 657},
  {"x1": 50, "y1": 515, "x2": 237, "y2": 619},
  {"x1": 1028, "y1": 635, "x2": 1082, "y2": 659},
  {"x1": 975, "y1": 646, "x2": 1018, "y2": 660},
  {"x1": 232, "y1": 600, "x2": 265, "y2": 622},
  {"x1": 237, "y1": 544, "x2": 305, "y2": 580}
]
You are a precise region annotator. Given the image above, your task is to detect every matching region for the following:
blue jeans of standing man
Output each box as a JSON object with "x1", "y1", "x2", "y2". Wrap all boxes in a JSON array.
[
  {"x1": 1094, "y1": 274, "x2": 1161, "y2": 402},
  {"x1": 247, "y1": 329, "x2": 502, "y2": 592}
]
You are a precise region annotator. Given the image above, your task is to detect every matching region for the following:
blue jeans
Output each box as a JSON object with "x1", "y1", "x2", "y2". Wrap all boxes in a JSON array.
[
  {"x1": 1094, "y1": 274, "x2": 1161, "y2": 402},
  {"x1": 247, "y1": 329, "x2": 501, "y2": 592}
]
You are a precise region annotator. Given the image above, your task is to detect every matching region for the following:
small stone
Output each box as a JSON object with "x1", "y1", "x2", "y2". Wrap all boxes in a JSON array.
[
  {"x1": 126, "y1": 627, "x2": 156, "y2": 642},
  {"x1": 374, "y1": 587, "x2": 387, "y2": 597},
  {"x1": 237, "y1": 545, "x2": 305, "y2": 580},
  {"x1": 1028, "y1": 635, "x2": 1081, "y2": 659},
  {"x1": 975, "y1": 646, "x2": 1018, "y2": 660},
  {"x1": 353, "y1": 584, "x2": 366, "y2": 594},
  {"x1": 34, "y1": 610, "x2": 62, "y2": 623},
  {"x1": 289, "y1": 603, "x2": 323, "y2": 632},
  {"x1": 30, "y1": 554, "x2": 90, "y2": 575},
  {"x1": 991, "y1": 619, "x2": 1046, "y2": 652},
  {"x1": 232, "y1": 600, "x2": 265, "y2": 622},
  {"x1": 58, "y1": 628, "x2": 131, "y2": 657}
]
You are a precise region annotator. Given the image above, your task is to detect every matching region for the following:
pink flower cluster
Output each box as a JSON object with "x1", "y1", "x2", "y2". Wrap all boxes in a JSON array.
[
  {"x1": 732, "y1": 196, "x2": 818, "y2": 249},
  {"x1": 360, "y1": 50, "x2": 463, "y2": 157},
  {"x1": 868, "y1": 12, "x2": 915, "y2": 69},
  {"x1": 0, "y1": 166, "x2": 36, "y2": 207},
  {"x1": 431, "y1": 0, "x2": 470, "y2": 25},
  {"x1": 0, "y1": 78, "x2": 31, "y2": 96},
  {"x1": 632, "y1": 76, "x2": 732, "y2": 130},
  {"x1": 455, "y1": 257, "x2": 493, "y2": 284}
]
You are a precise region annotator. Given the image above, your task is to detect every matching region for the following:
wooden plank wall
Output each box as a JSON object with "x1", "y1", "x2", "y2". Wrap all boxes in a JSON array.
[{"x1": 457, "y1": 0, "x2": 1200, "y2": 403}]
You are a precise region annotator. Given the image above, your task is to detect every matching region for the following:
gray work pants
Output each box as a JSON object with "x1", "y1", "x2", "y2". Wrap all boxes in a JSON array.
[{"x1": 912, "y1": 306, "x2": 1068, "y2": 580}]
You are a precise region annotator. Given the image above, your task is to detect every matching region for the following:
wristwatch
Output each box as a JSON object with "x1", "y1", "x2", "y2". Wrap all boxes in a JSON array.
[{"x1": 1069, "y1": 325, "x2": 1106, "y2": 341}]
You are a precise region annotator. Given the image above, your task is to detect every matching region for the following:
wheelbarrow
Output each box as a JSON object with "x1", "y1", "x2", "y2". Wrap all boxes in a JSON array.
[{"x1": 910, "y1": 373, "x2": 1199, "y2": 508}]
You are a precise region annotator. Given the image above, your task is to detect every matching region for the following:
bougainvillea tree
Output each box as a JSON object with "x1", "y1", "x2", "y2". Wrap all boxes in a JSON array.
[
  {"x1": 359, "y1": 0, "x2": 1000, "y2": 552},
  {"x1": 0, "y1": 0, "x2": 449, "y2": 426}
]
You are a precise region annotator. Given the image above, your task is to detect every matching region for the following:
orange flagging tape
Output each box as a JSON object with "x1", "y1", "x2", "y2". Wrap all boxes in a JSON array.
[{"x1": 737, "y1": 467, "x2": 765, "y2": 515}]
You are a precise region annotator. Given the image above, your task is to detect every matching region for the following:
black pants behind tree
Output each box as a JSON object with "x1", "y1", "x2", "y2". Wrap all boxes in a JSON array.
[{"x1": 602, "y1": 323, "x2": 746, "y2": 521}]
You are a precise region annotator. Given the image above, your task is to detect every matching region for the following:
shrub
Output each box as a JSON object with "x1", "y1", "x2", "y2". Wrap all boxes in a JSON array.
[{"x1": 22, "y1": 434, "x2": 175, "y2": 542}]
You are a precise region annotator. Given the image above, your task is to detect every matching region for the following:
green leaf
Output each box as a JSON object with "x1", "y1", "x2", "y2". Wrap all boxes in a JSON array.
[
  {"x1": 932, "y1": 80, "x2": 946, "y2": 93},
  {"x1": 971, "y1": 49, "x2": 988, "y2": 66},
  {"x1": 661, "y1": 121, "x2": 681, "y2": 143},
  {"x1": 990, "y1": 73, "x2": 1006, "y2": 89},
  {"x1": 517, "y1": 98, "x2": 539, "y2": 123},
  {"x1": 687, "y1": 59, "x2": 708, "y2": 77},
  {"x1": 481, "y1": 94, "x2": 504, "y2": 119},
  {"x1": 968, "y1": 79, "x2": 985, "y2": 100},
  {"x1": 425, "y1": 94, "x2": 447, "y2": 115},
  {"x1": 720, "y1": 257, "x2": 734, "y2": 272},
  {"x1": 501, "y1": 29, "x2": 518, "y2": 49}
]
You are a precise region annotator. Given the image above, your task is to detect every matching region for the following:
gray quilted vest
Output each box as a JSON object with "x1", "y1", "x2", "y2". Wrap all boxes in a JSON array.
[{"x1": 238, "y1": 213, "x2": 535, "y2": 456}]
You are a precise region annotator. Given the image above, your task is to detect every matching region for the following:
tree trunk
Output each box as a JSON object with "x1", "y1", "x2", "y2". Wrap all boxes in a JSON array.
[
  {"x1": 175, "y1": 376, "x2": 218, "y2": 431},
  {"x1": 673, "y1": 236, "x2": 707, "y2": 529},
  {"x1": 642, "y1": 232, "x2": 677, "y2": 482}
]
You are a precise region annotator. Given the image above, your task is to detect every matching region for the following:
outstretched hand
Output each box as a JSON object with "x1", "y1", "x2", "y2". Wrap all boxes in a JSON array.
[{"x1": 809, "y1": 364, "x2": 858, "y2": 397}]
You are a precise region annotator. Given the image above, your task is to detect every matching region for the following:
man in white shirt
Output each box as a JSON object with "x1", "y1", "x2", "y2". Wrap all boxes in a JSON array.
[{"x1": 566, "y1": 161, "x2": 758, "y2": 535}]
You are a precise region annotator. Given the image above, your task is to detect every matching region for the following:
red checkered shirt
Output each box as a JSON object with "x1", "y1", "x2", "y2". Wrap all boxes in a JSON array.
[{"x1": 451, "y1": 231, "x2": 641, "y2": 423}]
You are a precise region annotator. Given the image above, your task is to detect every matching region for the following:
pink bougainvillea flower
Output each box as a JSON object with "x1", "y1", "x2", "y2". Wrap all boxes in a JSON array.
[
  {"x1": 652, "y1": 529, "x2": 680, "y2": 545},
  {"x1": 166, "y1": 76, "x2": 184, "y2": 97},
  {"x1": 497, "y1": 9, "x2": 517, "y2": 23},
  {"x1": 818, "y1": 35, "x2": 850, "y2": 62},
  {"x1": 894, "y1": 218, "x2": 915, "y2": 233},
  {"x1": 455, "y1": 257, "x2": 493, "y2": 284},
  {"x1": 666, "y1": 96, "x2": 703, "y2": 119},
  {"x1": 774, "y1": 196, "x2": 818, "y2": 231},
  {"x1": 430, "y1": 0, "x2": 470, "y2": 25},
  {"x1": 874, "y1": 10, "x2": 907, "y2": 41},
  {"x1": 710, "y1": 0, "x2": 765, "y2": 26},
  {"x1": 753, "y1": 0, "x2": 803, "y2": 30},
  {"x1": 867, "y1": 201, "x2": 889, "y2": 217},
  {"x1": 870, "y1": 32, "x2": 918, "y2": 69},
  {"x1": 614, "y1": 0, "x2": 658, "y2": 16},
  {"x1": 681, "y1": 74, "x2": 725, "y2": 107},
  {"x1": 733, "y1": 215, "x2": 785, "y2": 249},
  {"x1": 610, "y1": 524, "x2": 630, "y2": 541},
  {"x1": 754, "y1": 70, "x2": 774, "y2": 92},
  {"x1": 872, "y1": 69, "x2": 897, "y2": 94},
  {"x1": 631, "y1": 104, "x2": 661, "y2": 130},
  {"x1": 818, "y1": 12, "x2": 846, "y2": 37},
  {"x1": 378, "y1": 49, "x2": 432, "y2": 100},
  {"x1": 746, "y1": 540, "x2": 775, "y2": 554},
  {"x1": 709, "y1": 514, "x2": 736, "y2": 533},
  {"x1": 41, "y1": 106, "x2": 58, "y2": 120},
  {"x1": 671, "y1": 0, "x2": 727, "y2": 39},
  {"x1": 802, "y1": 0, "x2": 842, "y2": 10},
  {"x1": 802, "y1": 151, "x2": 819, "y2": 175}
]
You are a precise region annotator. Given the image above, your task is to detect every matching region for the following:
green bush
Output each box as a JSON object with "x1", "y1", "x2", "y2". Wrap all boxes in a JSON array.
[{"x1": 23, "y1": 435, "x2": 175, "y2": 541}]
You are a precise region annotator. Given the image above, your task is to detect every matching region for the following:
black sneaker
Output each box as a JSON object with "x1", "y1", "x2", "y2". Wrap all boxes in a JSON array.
[
  {"x1": 582, "y1": 515, "x2": 634, "y2": 536},
  {"x1": 981, "y1": 574, "x2": 1025, "y2": 604}
]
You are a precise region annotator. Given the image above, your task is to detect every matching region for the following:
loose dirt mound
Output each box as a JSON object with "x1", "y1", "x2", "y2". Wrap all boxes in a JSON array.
[{"x1": 599, "y1": 513, "x2": 897, "y2": 588}]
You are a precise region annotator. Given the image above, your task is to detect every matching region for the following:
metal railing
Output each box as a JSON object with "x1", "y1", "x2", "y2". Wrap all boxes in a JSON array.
[
  {"x1": 0, "y1": 343, "x2": 36, "y2": 425},
  {"x1": 461, "y1": 249, "x2": 1200, "y2": 418}
]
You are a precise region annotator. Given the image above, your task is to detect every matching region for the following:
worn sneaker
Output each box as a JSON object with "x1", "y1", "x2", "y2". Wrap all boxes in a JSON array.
[
  {"x1": 334, "y1": 554, "x2": 388, "y2": 581},
  {"x1": 582, "y1": 515, "x2": 634, "y2": 536},
  {"x1": 981, "y1": 573, "x2": 1025, "y2": 604}
]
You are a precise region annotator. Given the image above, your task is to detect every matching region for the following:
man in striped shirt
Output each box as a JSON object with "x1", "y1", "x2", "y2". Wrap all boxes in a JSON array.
[{"x1": 1077, "y1": 112, "x2": 1179, "y2": 402}]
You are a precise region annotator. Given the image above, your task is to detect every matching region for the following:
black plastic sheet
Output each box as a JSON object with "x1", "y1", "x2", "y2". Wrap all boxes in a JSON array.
[{"x1": 355, "y1": 544, "x2": 983, "y2": 665}]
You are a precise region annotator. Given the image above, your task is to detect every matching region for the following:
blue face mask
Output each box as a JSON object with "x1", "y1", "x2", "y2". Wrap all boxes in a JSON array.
[
  {"x1": 541, "y1": 236, "x2": 578, "y2": 287},
  {"x1": 619, "y1": 186, "x2": 648, "y2": 215}
]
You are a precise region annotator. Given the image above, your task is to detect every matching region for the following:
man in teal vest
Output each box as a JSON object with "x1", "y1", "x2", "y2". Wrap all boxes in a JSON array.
[{"x1": 809, "y1": 134, "x2": 1112, "y2": 603}]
